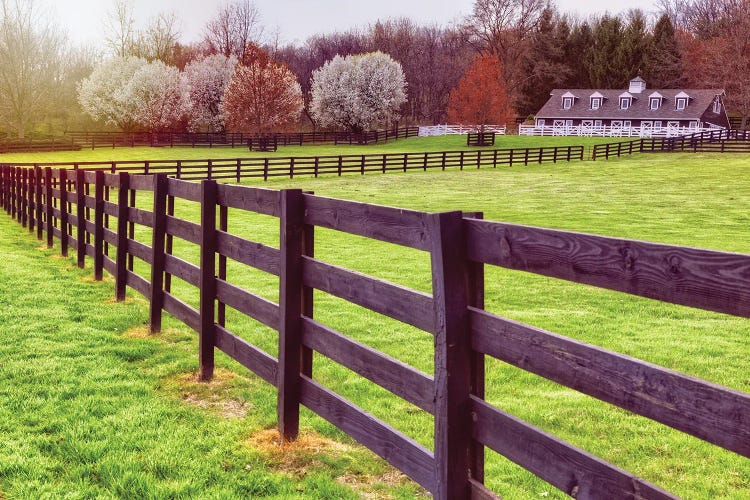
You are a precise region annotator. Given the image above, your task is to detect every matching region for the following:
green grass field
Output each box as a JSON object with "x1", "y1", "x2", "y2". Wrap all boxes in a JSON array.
[
  {"x1": 0, "y1": 134, "x2": 622, "y2": 164},
  {"x1": 0, "y1": 141, "x2": 748, "y2": 498}
]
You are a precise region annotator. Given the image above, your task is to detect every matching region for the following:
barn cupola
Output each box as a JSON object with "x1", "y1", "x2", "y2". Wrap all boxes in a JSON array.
[{"x1": 629, "y1": 76, "x2": 647, "y2": 94}]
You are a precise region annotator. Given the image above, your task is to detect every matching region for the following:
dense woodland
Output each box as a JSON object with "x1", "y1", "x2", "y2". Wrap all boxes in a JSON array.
[{"x1": 0, "y1": 0, "x2": 748, "y2": 137}]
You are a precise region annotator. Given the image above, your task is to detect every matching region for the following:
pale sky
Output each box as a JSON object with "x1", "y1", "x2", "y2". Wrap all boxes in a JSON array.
[{"x1": 48, "y1": 0, "x2": 660, "y2": 48}]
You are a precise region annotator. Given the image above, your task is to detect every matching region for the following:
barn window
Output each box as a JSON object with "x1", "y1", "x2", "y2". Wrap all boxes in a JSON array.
[
  {"x1": 650, "y1": 98, "x2": 660, "y2": 110},
  {"x1": 591, "y1": 97, "x2": 601, "y2": 110},
  {"x1": 676, "y1": 98, "x2": 687, "y2": 110},
  {"x1": 713, "y1": 99, "x2": 721, "y2": 113},
  {"x1": 620, "y1": 97, "x2": 631, "y2": 110},
  {"x1": 563, "y1": 97, "x2": 573, "y2": 109}
]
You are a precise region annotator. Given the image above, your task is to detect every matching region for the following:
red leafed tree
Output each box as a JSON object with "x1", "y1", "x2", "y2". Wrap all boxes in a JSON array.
[
  {"x1": 447, "y1": 52, "x2": 515, "y2": 131},
  {"x1": 221, "y1": 44, "x2": 303, "y2": 133}
]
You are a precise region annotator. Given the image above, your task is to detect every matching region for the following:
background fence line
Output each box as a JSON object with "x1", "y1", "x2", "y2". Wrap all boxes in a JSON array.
[
  {"x1": 63, "y1": 127, "x2": 420, "y2": 150},
  {"x1": 592, "y1": 128, "x2": 750, "y2": 159},
  {"x1": 1, "y1": 165, "x2": 748, "y2": 499},
  {"x1": 3, "y1": 144, "x2": 585, "y2": 181}
]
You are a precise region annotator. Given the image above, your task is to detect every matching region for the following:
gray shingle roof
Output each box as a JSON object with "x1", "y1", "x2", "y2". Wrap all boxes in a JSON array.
[{"x1": 536, "y1": 88, "x2": 724, "y2": 120}]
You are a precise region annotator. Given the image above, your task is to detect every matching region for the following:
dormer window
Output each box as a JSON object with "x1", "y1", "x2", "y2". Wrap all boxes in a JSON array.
[
  {"x1": 591, "y1": 98, "x2": 601, "y2": 110},
  {"x1": 650, "y1": 98, "x2": 660, "y2": 110},
  {"x1": 563, "y1": 97, "x2": 573, "y2": 109},
  {"x1": 675, "y1": 91, "x2": 690, "y2": 111},
  {"x1": 620, "y1": 97, "x2": 631, "y2": 110}
]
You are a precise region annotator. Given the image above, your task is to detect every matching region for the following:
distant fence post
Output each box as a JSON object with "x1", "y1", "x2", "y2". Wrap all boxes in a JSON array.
[
  {"x1": 149, "y1": 174, "x2": 168, "y2": 333},
  {"x1": 115, "y1": 172, "x2": 130, "y2": 301},
  {"x1": 277, "y1": 189, "x2": 306, "y2": 441},
  {"x1": 199, "y1": 179, "x2": 218, "y2": 381},
  {"x1": 94, "y1": 171, "x2": 105, "y2": 280},
  {"x1": 429, "y1": 210, "x2": 475, "y2": 500}
]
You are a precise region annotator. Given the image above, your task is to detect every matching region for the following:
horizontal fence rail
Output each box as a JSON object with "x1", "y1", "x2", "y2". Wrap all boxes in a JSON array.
[
  {"x1": 592, "y1": 129, "x2": 750, "y2": 160},
  {"x1": 4, "y1": 145, "x2": 585, "y2": 182},
  {"x1": 1, "y1": 165, "x2": 748, "y2": 499},
  {"x1": 63, "y1": 127, "x2": 419, "y2": 150},
  {"x1": 418, "y1": 124, "x2": 507, "y2": 137}
]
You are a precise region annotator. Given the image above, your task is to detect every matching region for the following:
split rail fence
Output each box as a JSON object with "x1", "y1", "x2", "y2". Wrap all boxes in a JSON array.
[
  {"x1": 593, "y1": 129, "x2": 750, "y2": 160},
  {"x1": 6, "y1": 144, "x2": 585, "y2": 182},
  {"x1": 1, "y1": 165, "x2": 749, "y2": 499}
]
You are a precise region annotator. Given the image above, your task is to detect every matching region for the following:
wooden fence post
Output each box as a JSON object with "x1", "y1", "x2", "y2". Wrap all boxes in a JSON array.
[
  {"x1": 45, "y1": 168, "x2": 53, "y2": 248},
  {"x1": 277, "y1": 189, "x2": 305, "y2": 441},
  {"x1": 76, "y1": 169, "x2": 86, "y2": 268},
  {"x1": 429, "y1": 210, "x2": 474, "y2": 500},
  {"x1": 463, "y1": 211, "x2": 486, "y2": 487},
  {"x1": 34, "y1": 167, "x2": 42, "y2": 240},
  {"x1": 199, "y1": 179, "x2": 218, "y2": 381},
  {"x1": 60, "y1": 169, "x2": 69, "y2": 257},
  {"x1": 149, "y1": 174, "x2": 168, "y2": 333},
  {"x1": 115, "y1": 172, "x2": 130, "y2": 301},
  {"x1": 21, "y1": 168, "x2": 27, "y2": 228},
  {"x1": 94, "y1": 171, "x2": 105, "y2": 280}
]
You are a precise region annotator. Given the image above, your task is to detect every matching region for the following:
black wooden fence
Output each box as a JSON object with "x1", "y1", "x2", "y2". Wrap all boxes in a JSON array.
[
  {"x1": 5, "y1": 144, "x2": 585, "y2": 181},
  {"x1": 64, "y1": 127, "x2": 420, "y2": 150},
  {"x1": 1, "y1": 164, "x2": 748, "y2": 499},
  {"x1": 592, "y1": 129, "x2": 750, "y2": 160}
]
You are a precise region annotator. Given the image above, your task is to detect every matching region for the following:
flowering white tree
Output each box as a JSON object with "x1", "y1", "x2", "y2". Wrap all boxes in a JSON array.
[
  {"x1": 221, "y1": 50, "x2": 303, "y2": 133},
  {"x1": 122, "y1": 60, "x2": 190, "y2": 131},
  {"x1": 310, "y1": 51, "x2": 407, "y2": 133},
  {"x1": 183, "y1": 54, "x2": 237, "y2": 132},
  {"x1": 77, "y1": 56, "x2": 148, "y2": 131}
]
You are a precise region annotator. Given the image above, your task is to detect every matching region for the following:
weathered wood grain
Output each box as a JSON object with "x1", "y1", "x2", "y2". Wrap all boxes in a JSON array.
[
  {"x1": 430, "y1": 211, "x2": 473, "y2": 500},
  {"x1": 277, "y1": 189, "x2": 305, "y2": 441},
  {"x1": 166, "y1": 177, "x2": 201, "y2": 202},
  {"x1": 165, "y1": 216, "x2": 201, "y2": 245},
  {"x1": 304, "y1": 194, "x2": 430, "y2": 251},
  {"x1": 163, "y1": 254, "x2": 200, "y2": 287},
  {"x1": 470, "y1": 308, "x2": 750, "y2": 457},
  {"x1": 125, "y1": 270, "x2": 150, "y2": 298},
  {"x1": 465, "y1": 218, "x2": 750, "y2": 318}
]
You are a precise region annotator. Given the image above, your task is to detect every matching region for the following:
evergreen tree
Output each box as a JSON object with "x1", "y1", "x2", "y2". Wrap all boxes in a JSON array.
[
  {"x1": 644, "y1": 14, "x2": 685, "y2": 88},
  {"x1": 618, "y1": 10, "x2": 652, "y2": 83},
  {"x1": 517, "y1": 8, "x2": 571, "y2": 116},
  {"x1": 566, "y1": 21, "x2": 593, "y2": 87},
  {"x1": 586, "y1": 16, "x2": 625, "y2": 88}
]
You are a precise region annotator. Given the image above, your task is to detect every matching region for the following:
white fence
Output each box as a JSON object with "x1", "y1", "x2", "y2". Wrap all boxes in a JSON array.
[
  {"x1": 418, "y1": 124, "x2": 507, "y2": 137},
  {"x1": 518, "y1": 124, "x2": 722, "y2": 138}
]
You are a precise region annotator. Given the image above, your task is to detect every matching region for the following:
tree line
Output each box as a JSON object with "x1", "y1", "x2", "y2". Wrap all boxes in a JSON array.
[{"x1": 0, "y1": 0, "x2": 747, "y2": 139}]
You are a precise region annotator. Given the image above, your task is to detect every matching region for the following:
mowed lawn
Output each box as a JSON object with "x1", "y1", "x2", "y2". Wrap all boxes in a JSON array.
[{"x1": 0, "y1": 145, "x2": 748, "y2": 498}]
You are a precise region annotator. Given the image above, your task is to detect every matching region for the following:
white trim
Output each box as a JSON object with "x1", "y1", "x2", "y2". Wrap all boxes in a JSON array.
[
  {"x1": 676, "y1": 98, "x2": 687, "y2": 110},
  {"x1": 649, "y1": 97, "x2": 660, "y2": 110},
  {"x1": 620, "y1": 97, "x2": 631, "y2": 110},
  {"x1": 563, "y1": 97, "x2": 573, "y2": 109}
]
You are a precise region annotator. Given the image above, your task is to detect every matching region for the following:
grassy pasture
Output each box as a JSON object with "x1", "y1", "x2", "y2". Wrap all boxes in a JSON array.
[
  {"x1": 0, "y1": 134, "x2": 622, "y2": 164},
  {"x1": 1, "y1": 146, "x2": 749, "y2": 498}
]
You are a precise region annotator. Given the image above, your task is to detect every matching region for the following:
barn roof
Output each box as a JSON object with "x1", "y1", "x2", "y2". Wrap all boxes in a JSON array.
[{"x1": 536, "y1": 88, "x2": 724, "y2": 121}]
